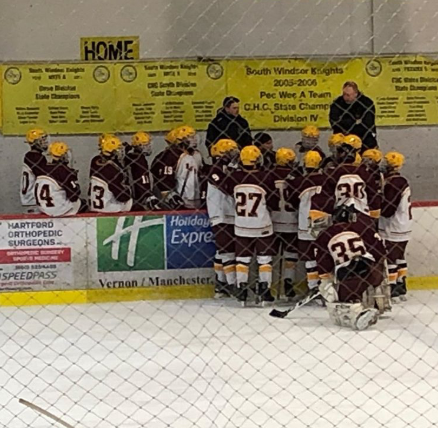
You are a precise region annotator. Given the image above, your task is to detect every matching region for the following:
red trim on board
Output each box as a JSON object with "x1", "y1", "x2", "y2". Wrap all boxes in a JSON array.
[
  {"x1": 0, "y1": 209, "x2": 208, "y2": 221},
  {"x1": 411, "y1": 201, "x2": 438, "y2": 208},
  {"x1": 1, "y1": 202, "x2": 437, "y2": 221}
]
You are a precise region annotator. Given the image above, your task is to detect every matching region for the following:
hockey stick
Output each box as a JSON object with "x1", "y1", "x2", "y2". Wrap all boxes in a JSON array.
[
  {"x1": 269, "y1": 290, "x2": 322, "y2": 318},
  {"x1": 19, "y1": 398, "x2": 76, "y2": 428}
]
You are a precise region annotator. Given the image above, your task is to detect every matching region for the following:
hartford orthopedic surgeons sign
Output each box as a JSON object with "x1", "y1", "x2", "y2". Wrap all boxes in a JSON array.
[{"x1": 94, "y1": 213, "x2": 215, "y2": 288}]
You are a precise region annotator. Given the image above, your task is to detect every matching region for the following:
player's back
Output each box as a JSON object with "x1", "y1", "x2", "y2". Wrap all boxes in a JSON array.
[
  {"x1": 89, "y1": 155, "x2": 132, "y2": 213},
  {"x1": 227, "y1": 169, "x2": 277, "y2": 238},
  {"x1": 271, "y1": 166, "x2": 299, "y2": 233},
  {"x1": 329, "y1": 163, "x2": 377, "y2": 216},
  {"x1": 21, "y1": 150, "x2": 47, "y2": 206},
  {"x1": 207, "y1": 160, "x2": 235, "y2": 226},
  {"x1": 379, "y1": 174, "x2": 412, "y2": 242},
  {"x1": 35, "y1": 163, "x2": 81, "y2": 217},
  {"x1": 316, "y1": 215, "x2": 385, "y2": 274},
  {"x1": 125, "y1": 150, "x2": 152, "y2": 202},
  {"x1": 150, "y1": 146, "x2": 182, "y2": 193},
  {"x1": 289, "y1": 170, "x2": 331, "y2": 240},
  {"x1": 175, "y1": 150, "x2": 203, "y2": 208}
]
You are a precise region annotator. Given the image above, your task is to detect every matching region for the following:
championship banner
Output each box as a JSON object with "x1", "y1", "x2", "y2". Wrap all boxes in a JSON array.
[
  {"x1": 227, "y1": 58, "x2": 364, "y2": 129},
  {"x1": 114, "y1": 60, "x2": 227, "y2": 132},
  {"x1": 363, "y1": 56, "x2": 438, "y2": 126},
  {"x1": 2, "y1": 63, "x2": 116, "y2": 135}
]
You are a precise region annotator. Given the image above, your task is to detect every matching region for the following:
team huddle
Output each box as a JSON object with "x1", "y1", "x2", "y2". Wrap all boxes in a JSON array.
[{"x1": 20, "y1": 125, "x2": 412, "y2": 331}]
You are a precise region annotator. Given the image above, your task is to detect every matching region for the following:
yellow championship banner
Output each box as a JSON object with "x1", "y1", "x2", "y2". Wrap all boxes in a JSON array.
[
  {"x1": 114, "y1": 60, "x2": 227, "y2": 132},
  {"x1": 363, "y1": 55, "x2": 438, "y2": 126},
  {"x1": 227, "y1": 58, "x2": 364, "y2": 129},
  {"x1": 80, "y1": 36, "x2": 139, "y2": 61},
  {"x1": 2, "y1": 63, "x2": 116, "y2": 135}
]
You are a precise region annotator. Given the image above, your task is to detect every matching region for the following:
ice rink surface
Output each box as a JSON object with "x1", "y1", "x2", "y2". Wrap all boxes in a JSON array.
[{"x1": 1, "y1": 291, "x2": 438, "y2": 428}]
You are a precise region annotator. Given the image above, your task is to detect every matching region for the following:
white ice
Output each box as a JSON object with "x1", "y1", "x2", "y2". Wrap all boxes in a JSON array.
[{"x1": 1, "y1": 291, "x2": 438, "y2": 428}]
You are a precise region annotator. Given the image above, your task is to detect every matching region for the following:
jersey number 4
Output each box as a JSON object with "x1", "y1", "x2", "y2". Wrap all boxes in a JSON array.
[
  {"x1": 235, "y1": 192, "x2": 262, "y2": 217},
  {"x1": 35, "y1": 183, "x2": 55, "y2": 208}
]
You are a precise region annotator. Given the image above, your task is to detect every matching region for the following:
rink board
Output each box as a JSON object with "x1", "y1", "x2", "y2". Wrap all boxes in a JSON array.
[{"x1": 0, "y1": 204, "x2": 437, "y2": 306}]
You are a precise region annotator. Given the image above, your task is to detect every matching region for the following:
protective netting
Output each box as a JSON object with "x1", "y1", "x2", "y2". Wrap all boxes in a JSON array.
[{"x1": 2, "y1": 0, "x2": 438, "y2": 427}]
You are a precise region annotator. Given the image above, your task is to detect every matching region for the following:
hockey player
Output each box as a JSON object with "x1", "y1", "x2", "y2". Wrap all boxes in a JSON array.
[
  {"x1": 223, "y1": 145, "x2": 279, "y2": 306},
  {"x1": 254, "y1": 132, "x2": 276, "y2": 169},
  {"x1": 288, "y1": 150, "x2": 332, "y2": 293},
  {"x1": 321, "y1": 133, "x2": 344, "y2": 172},
  {"x1": 21, "y1": 128, "x2": 49, "y2": 212},
  {"x1": 151, "y1": 125, "x2": 204, "y2": 209},
  {"x1": 35, "y1": 142, "x2": 86, "y2": 217},
  {"x1": 328, "y1": 134, "x2": 381, "y2": 221},
  {"x1": 295, "y1": 126, "x2": 326, "y2": 166},
  {"x1": 125, "y1": 131, "x2": 160, "y2": 211},
  {"x1": 207, "y1": 139, "x2": 240, "y2": 297},
  {"x1": 315, "y1": 206, "x2": 386, "y2": 330},
  {"x1": 378, "y1": 151, "x2": 412, "y2": 301},
  {"x1": 271, "y1": 147, "x2": 300, "y2": 301},
  {"x1": 89, "y1": 134, "x2": 133, "y2": 213},
  {"x1": 362, "y1": 148, "x2": 384, "y2": 192}
]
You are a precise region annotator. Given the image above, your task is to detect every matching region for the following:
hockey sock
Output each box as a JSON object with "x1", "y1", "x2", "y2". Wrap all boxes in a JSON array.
[
  {"x1": 214, "y1": 254, "x2": 226, "y2": 284},
  {"x1": 305, "y1": 260, "x2": 319, "y2": 290},
  {"x1": 222, "y1": 252, "x2": 236, "y2": 286},
  {"x1": 284, "y1": 251, "x2": 298, "y2": 283},
  {"x1": 257, "y1": 255, "x2": 273, "y2": 287},
  {"x1": 236, "y1": 256, "x2": 251, "y2": 286}
]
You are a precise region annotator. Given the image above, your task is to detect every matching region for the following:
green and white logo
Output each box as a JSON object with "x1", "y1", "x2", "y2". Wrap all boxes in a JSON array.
[{"x1": 96, "y1": 215, "x2": 165, "y2": 272}]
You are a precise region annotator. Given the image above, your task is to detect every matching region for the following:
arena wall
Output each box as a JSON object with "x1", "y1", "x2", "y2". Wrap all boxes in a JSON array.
[{"x1": 0, "y1": 205, "x2": 436, "y2": 306}]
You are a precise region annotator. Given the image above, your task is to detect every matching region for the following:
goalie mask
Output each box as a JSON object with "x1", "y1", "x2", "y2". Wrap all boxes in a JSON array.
[{"x1": 26, "y1": 128, "x2": 48, "y2": 151}]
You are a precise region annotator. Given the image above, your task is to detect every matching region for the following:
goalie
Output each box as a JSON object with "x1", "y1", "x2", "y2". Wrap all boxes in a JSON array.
[{"x1": 315, "y1": 206, "x2": 387, "y2": 330}]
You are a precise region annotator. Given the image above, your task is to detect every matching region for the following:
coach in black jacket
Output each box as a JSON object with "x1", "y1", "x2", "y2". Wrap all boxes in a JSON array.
[
  {"x1": 205, "y1": 96, "x2": 252, "y2": 152},
  {"x1": 329, "y1": 81, "x2": 377, "y2": 152}
]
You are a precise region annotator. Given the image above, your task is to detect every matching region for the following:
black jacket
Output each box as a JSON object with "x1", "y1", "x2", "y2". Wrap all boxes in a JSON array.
[
  {"x1": 329, "y1": 93, "x2": 377, "y2": 151},
  {"x1": 205, "y1": 109, "x2": 252, "y2": 150}
]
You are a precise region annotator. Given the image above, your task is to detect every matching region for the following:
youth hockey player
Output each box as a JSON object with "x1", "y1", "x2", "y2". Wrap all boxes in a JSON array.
[
  {"x1": 378, "y1": 151, "x2": 412, "y2": 301},
  {"x1": 151, "y1": 125, "x2": 203, "y2": 209},
  {"x1": 35, "y1": 142, "x2": 86, "y2": 216},
  {"x1": 207, "y1": 139, "x2": 240, "y2": 297},
  {"x1": 328, "y1": 134, "x2": 381, "y2": 221},
  {"x1": 21, "y1": 128, "x2": 49, "y2": 212},
  {"x1": 321, "y1": 133, "x2": 344, "y2": 173},
  {"x1": 295, "y1": 126, "x2": 326, "y2": 166},
  {"x1": 288, "y1": 150, "x2": 332, "y2": 293},
  {"x1": 271, "y1": 147, "x2": 300, "y2": 301},
  {"x1": 315, "y1": 205, "x2": 386, "y2": 330},
  {"x1": 224, "y1": 145, "x2": 279, "y2": 306},
  {"x1": 89, "y1": 134, "x2": 133, "y2": 213},
  {"x1": 125, "y1": 131, "x2": 160, "y2": 210}
]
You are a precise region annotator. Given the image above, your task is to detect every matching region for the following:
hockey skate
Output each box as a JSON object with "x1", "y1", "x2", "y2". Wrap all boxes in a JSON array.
[
  {"x1": 284, "y1": 278, "x2": 297, "y2": 302},
  {"x1": 355, "y1": 308, "x2": 379, "y2": 331},
  {"x1": 257, "y1": 282, "x2": 275, "y2": 307},
  {"x1": 397, "y1": 278, "x2": 407, "y2": 302},
  {"x1": 236, "y1": 283, "x2": 249, "y2": 307},
  {"x1": 214, "y1": 280, "x2": 232, "y2": 299}
]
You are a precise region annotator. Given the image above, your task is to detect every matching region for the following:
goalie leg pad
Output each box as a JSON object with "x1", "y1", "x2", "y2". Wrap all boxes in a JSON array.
[{"x1": 327, "y1": 302, "x2": 379, "y2": 330}]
